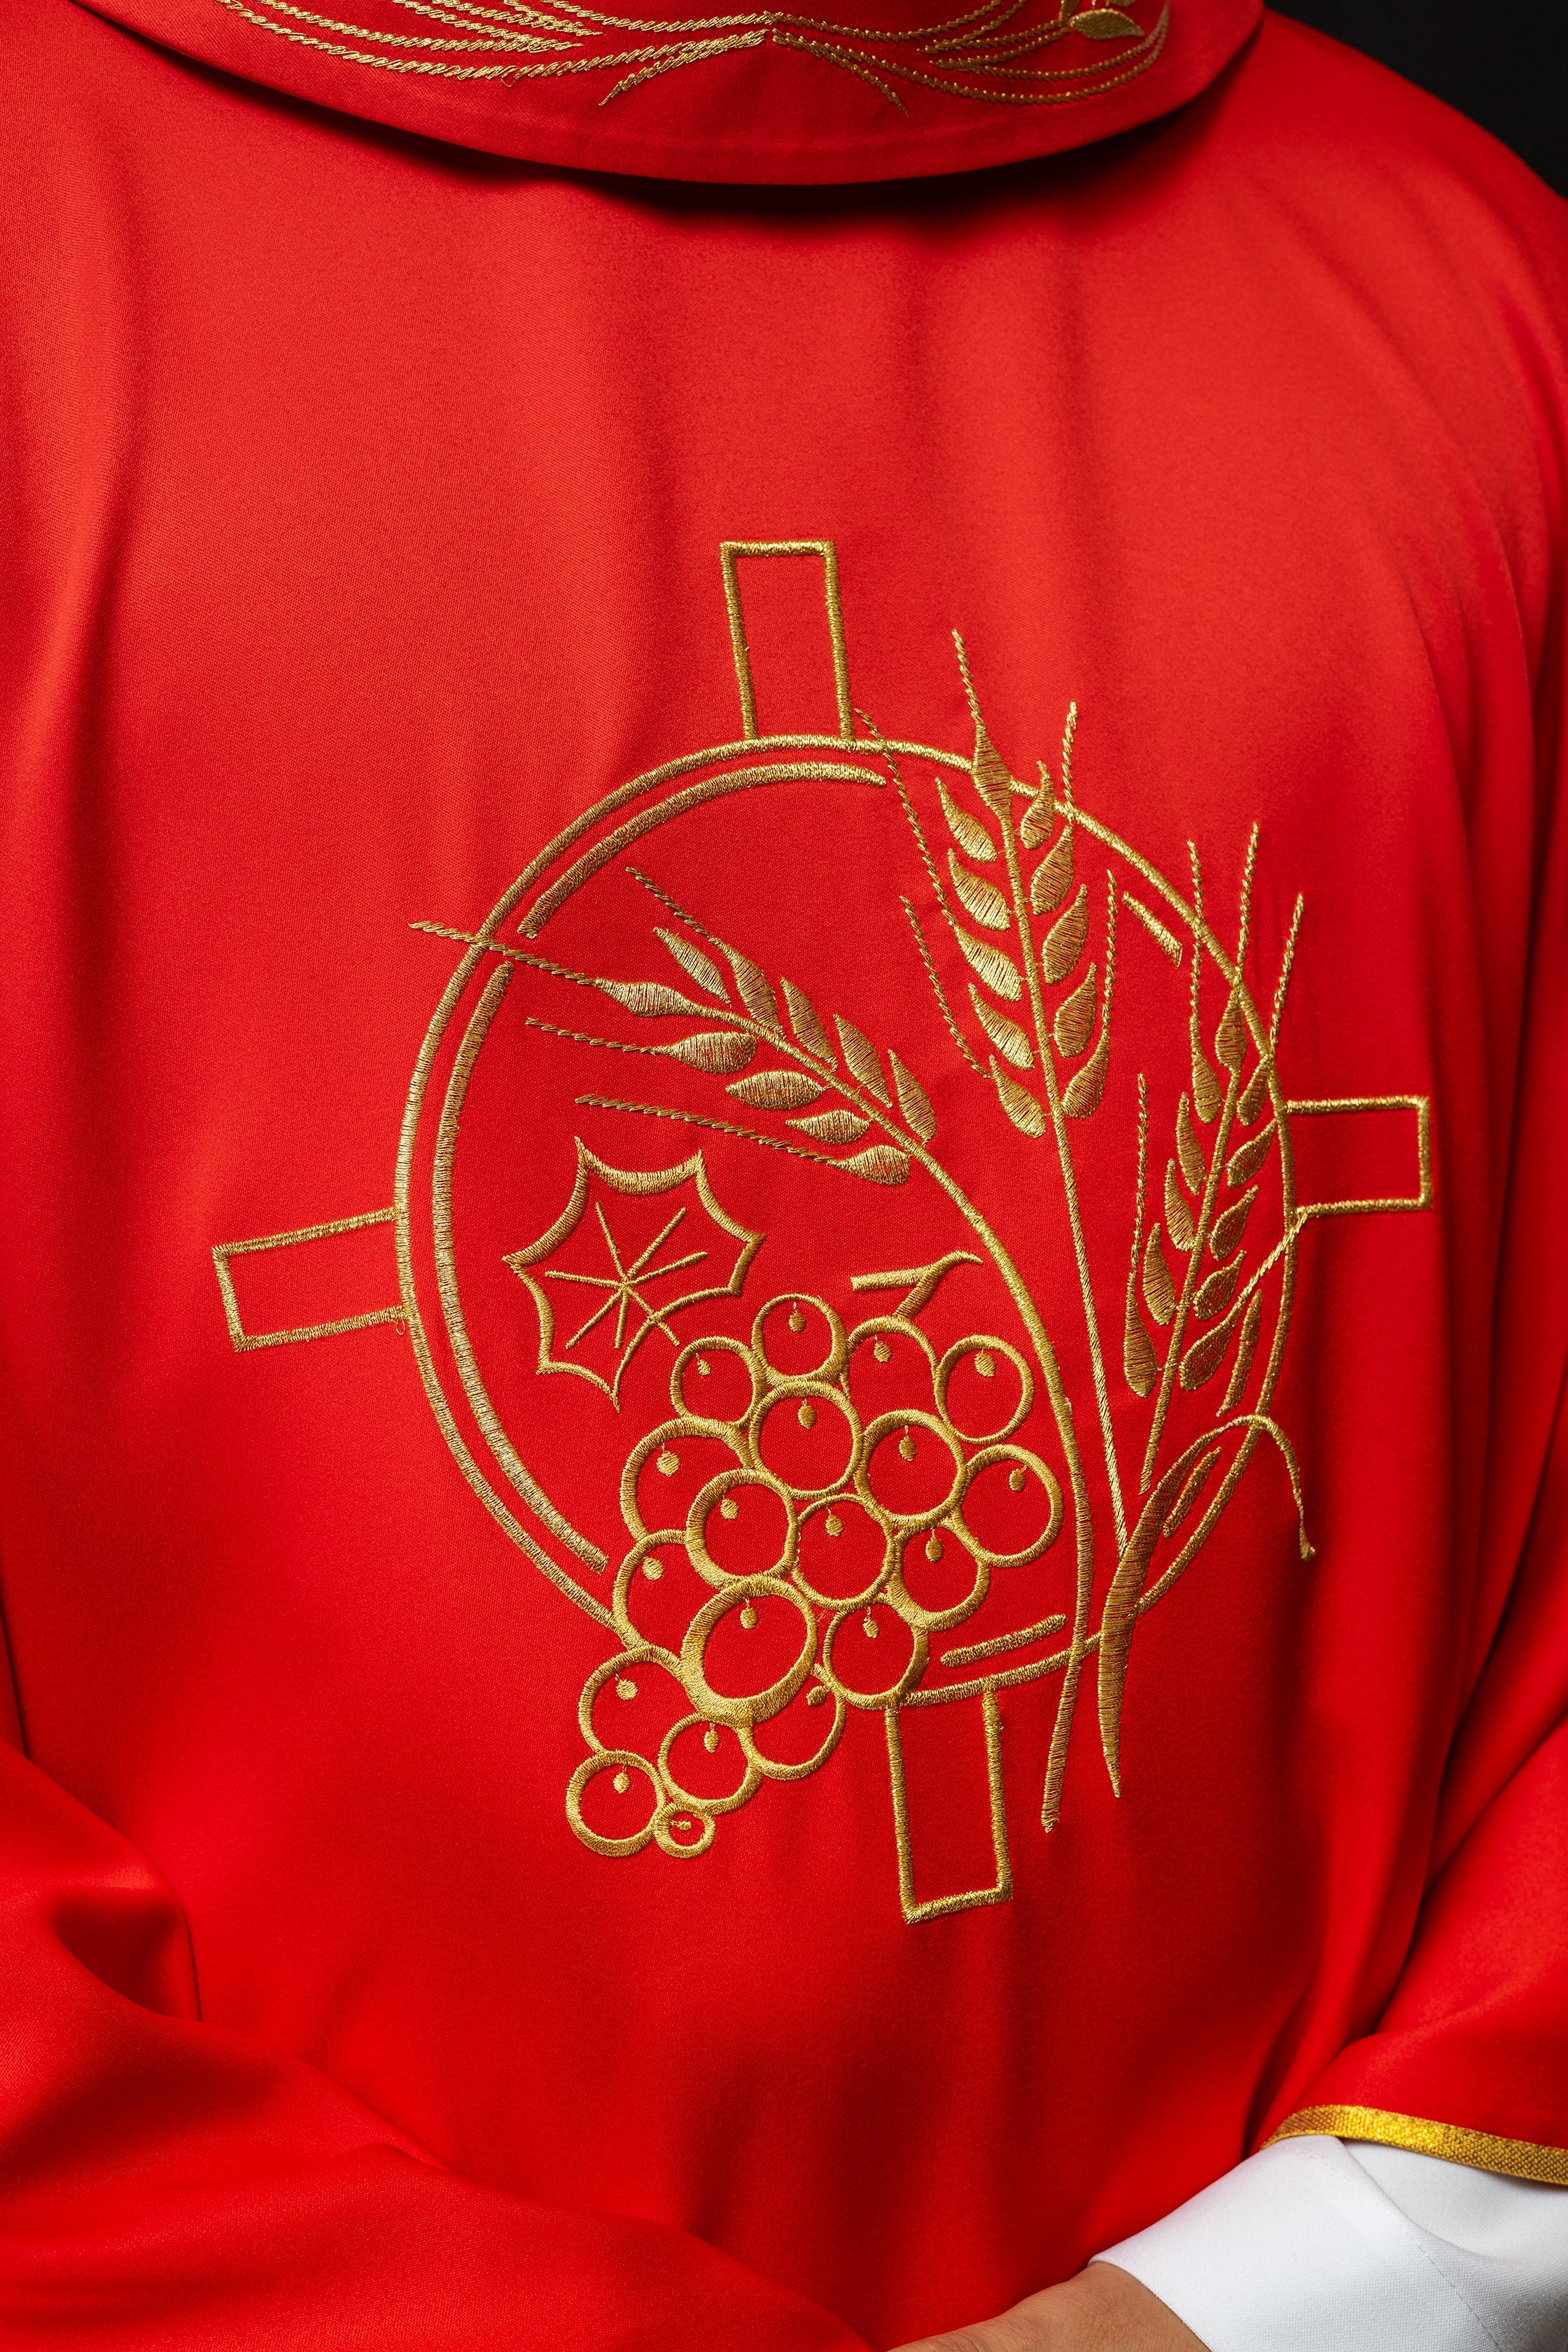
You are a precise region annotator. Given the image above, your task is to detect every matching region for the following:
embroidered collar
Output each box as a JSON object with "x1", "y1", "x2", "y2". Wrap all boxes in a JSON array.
[{"x1": 76, "y1": 0, "x2": 1260, "y2": 181}]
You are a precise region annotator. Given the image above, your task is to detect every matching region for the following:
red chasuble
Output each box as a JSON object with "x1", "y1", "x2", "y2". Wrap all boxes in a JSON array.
[{"x1": 1, "y1": 0, "x2": 1565, "y2": 2341}]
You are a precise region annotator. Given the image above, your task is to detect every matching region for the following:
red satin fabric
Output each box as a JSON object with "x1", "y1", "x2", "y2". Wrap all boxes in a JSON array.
[{"x1": 1, "y1": 2, "x2": 1567, "y2": 2343}]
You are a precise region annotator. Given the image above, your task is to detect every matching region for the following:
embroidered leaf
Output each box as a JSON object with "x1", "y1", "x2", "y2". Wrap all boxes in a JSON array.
[
  {"x1": 1124, "y1": 1284, "x2": 1158, "y2": 1399},
  {"x1": 782, "y1": 978, "x2": 835, "y2": 1067},
  {"x1": 1161, "y1": 1447, "x2": 1222, "y2": 1539},
  {"x1": 1142, "y1": 1226, "x2": 1176, "y2": 1324},
  {"x1": 947, "y1": 848, "x2": 1011, "y2": 932},
  {"x1": 972, "y1": 722, "x2": 1013, "y2": 817},
  {"x1": 970, "y1": 986, "x2": 1033, "y2": 1070},
  {"x1": 1180, "y1": 1301, "x2": 1243, "y2": 1391},
  {"x1": 1210, "y1": 1187, "x2": 1256, "y2": 1261},
  {"x1": 655, "y1": 928, "x2": 727, "y2": 1003},
  {"x1": 836, "y1": 1016, "x2": 892, "y2": 1105},
  {"x1": 727, "y1": 1068, "x2": 823, "y2": 1111},
  {"x1": 596, "y1": 979, "x2": 708, "y2": 1017},
  {"x1": 1061, "y1": 1028, "x2": 1110, "y2": 1118},
  {"x1": 1238, "y1": 1062, "x2": 1272, "y2": 1126},
  {"x1": 1214, "y1": 989, "x2": 1248, "y2": 1074},
  {"x1": 1219, "y1": 1293, "x2": 1264, "y2": 1413},
  {"x1": 1191, "y1": 1031, "x2": 1223, "y2": 1123},
  {"x1": 937, "y1": 778, "x2": 995, "y2": 862},
  {"x1": 1031, "y1": 827, "x2": 1075, "y2": 917},
  {"x1": 839, "y1": 1144, "x2": 911, "y2": 1186},
  {"x1": 1228, "y1": 1123, "x2": 1275, "y2": 1187},
  {"x1": 1019, "y1": 778, "x2": 1056, "y2": 852},
  {"x1": 1175, "y1": 1093, "x2": 1205, "y2": 1192},
  {"x1": 1194, "y1": 1257, "x2": 1245, "y2": 1321},
  {"x1": 1071, "y1": 6, "x2": 1143, "y2": 34},
  {"x1": 724, "y1": 947, "x2": 783, "y2": 1035},
  {"x1": 889, "y1": 1051, "x2": 937, "y2": 1143},
  {"x1": 1053, "y1": 964, "x2": 1098, "y2": 1058},
  {"x1": 1164, "y1": 1160, "x2": 1196, "y2": 1252},
  {"x1": 1042, "y1": 884, "x2": 1088, "y2": 984},
  {"x1": 991, "y1": 1059, "x2": 1049, "y2": 1138},
  {"x1": 659, "y1": 1030, "x2": 755, "y2": 1074},
  {"x1": 955, "y1": 924, "x2": 1023, "y2": 1001},
  {"x1": 790, "y1": 1107, "x2": 871, "y2": 1145}
]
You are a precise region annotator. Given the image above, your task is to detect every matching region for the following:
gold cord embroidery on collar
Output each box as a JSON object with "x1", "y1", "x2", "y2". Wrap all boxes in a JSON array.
[{"x1": 204, "y1": 0, "x2": 1170, "y2": 113}]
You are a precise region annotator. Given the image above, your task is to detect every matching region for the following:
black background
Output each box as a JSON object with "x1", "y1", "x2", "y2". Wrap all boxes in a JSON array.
[{"x1": 1281, "y1": 1, "x2": 1564, "y2": 192}]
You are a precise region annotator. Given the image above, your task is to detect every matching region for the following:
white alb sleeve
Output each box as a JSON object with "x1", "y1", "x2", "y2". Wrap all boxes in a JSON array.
[{"x1": 1093, "y1": 2133, "x2": 1568, "y2": 2352}]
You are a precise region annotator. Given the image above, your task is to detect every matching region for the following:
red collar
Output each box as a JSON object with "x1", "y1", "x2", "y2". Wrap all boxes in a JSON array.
[{"x1": 77, "y1": 0, "x2": 1260, "y2": 181}]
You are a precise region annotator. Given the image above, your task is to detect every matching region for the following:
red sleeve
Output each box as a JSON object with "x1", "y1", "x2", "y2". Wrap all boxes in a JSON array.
[
  {"x1": 1271, "y1": 458, "x2": 1568, "y2": 2185},
  {"x1": 0, "y1": 1719, "x2": 869, "y2": 2348}
]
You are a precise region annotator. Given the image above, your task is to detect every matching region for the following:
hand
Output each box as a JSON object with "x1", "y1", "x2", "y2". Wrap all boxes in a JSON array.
[{"x1": 888, "y1": 2261, "x2": 1208, "y2": 2352}]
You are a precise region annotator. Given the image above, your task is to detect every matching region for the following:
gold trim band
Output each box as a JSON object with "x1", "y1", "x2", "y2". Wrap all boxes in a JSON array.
[{"x1": 1270, "y1": 2106, "x2": 1568, "y2": 2185}]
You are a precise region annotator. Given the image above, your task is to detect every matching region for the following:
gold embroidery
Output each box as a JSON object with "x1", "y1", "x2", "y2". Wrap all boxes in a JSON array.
[
  {"x1": 850, "y1": 1255, "x2": 983, "y2": 1317},
  {"x1": 507, "y1": 816, "x2": 1295, "y2": 1841},
  {"x1": 722, "y1": 542, "x2": 852, "y2": 742},
  {"x1": 902, "y1": 896, "x2": 984, "y2": 1074},
  {"x1": 212, "y1": 1209, "x2": 403, "y2": 1349},
  {"x1": 942, "y1": 1612, "x2": 1068, "y2": 1669},
  {"x1": 505, "y1": 1140, "x2": 764, "y2": 1403},
  {"x1": 1269, "y1": 2108, "x2": 1568, "y2": 2188},
  {"x1": 524, "y1": 760, "x2": 875, "y2": 935},
  {"x1": 512, "y1": 635, "x2": 1429, "y2": 1856},
  {"x1": 1287, "y1": 1096, "x2": 1434, "y2": 1217},
  {"x1": 578, "y1": 1089, "x2": 899, "y2": 1174},
  {"x1": 206, "y1": 0, "x2": 1170, "y2": 115},
  {"x1": 1122, "y1": 890, "x2": 1182, "y2": 965},
  {"x1": 948, "y1": 659, "x2": 1126, "y2": 1595},
  {"x1": 568, "y1": 1271, "x2": 1061, "y2": 1893},
  {"x1": 218, "y1": 537, "x2": 1435, "y2": 1919},
  {"x1": 887, "y1": 1689, "x2": 1011, "y2": 1924},
  {"x1": 433, "y1": 960, "x2": 615, "y2": 1576}
]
